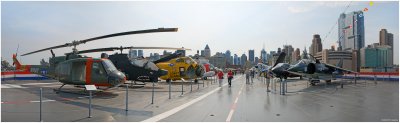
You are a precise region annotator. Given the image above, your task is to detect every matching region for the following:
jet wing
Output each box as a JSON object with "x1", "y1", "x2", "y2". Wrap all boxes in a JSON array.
[
  {"x1": 324, "y1": 63, "x2": 356, "y2": 74},
  {"x1": 285, "y1": 70, "x2": 306, "y2": 77}
]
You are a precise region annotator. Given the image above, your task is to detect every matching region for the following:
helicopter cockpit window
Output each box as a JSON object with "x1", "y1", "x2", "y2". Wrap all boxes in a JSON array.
[
  {"x1": 92, "y1": 62, "x2": 106, "y2": 75},
  {"x1": 185, "y1": 59, "x2": 192, "y2": 64},
  {"x1": 145, "y1": 62, "x2": 159, "y2": 71},
  {"x1": 102, "y1": 59, "x2": 117, "y2": 73},
  {"x1": 92, "y1": 61, "x2": 108, "y2": 83},
  {"x1": 131, "y1": 59, "x2": 147, "y2": 67},
  {"x1": 176, "y1": 58, "x2": 184, "y2": 63}
]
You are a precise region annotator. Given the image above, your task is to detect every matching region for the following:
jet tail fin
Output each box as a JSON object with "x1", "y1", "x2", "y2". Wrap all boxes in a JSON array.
[
  {"x1": 336, "y1": 58, "x2": 343, "y2": 68},
  {"x1": 272, "y1": 52, "x2": 286, "y2": 68}
]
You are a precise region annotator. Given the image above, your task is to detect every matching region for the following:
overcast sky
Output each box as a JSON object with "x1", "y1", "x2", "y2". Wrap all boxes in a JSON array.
[{"x1": 1, "y1": 1, "x2": 398, "y2": 65}]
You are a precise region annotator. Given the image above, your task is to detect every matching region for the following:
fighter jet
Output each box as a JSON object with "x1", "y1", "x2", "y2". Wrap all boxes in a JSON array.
[
  {"x1": 254, "y1": 52, "x2": 301, "y2": 80},
  {"x1": 286, "y1": 55, "x2": 355, "y2": 86}
]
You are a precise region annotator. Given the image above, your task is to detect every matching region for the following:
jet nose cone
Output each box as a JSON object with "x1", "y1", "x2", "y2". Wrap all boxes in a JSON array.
[{"x1": 287, "y1": 66, "x2": 297, "y2": 72}]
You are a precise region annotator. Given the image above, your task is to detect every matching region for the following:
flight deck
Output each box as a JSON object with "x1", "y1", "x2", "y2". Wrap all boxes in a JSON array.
[{"x1": 1, "y1": 75, "x2": 398, "y2": 122}]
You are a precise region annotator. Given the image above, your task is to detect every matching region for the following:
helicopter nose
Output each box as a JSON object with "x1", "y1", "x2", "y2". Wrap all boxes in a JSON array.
[
  {"x1": 186, "y1": 65, "x2": 196, "y2": 78},
  {"x1": 158, "y1": 69, "x2": 168, "y2": 76},
  {"x1": 109, "y1": 71, "x2": 126, "y2": 86}
]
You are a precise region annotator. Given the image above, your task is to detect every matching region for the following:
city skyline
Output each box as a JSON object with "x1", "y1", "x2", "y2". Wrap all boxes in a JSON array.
[{"x1": 1, "y1": 1, "x2": 398, "y2": 64}]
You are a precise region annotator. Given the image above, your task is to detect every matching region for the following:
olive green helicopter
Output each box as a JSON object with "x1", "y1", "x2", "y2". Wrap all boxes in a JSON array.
[{"x1": 21, "y1": 28, "x2": 178, "y2": 92}]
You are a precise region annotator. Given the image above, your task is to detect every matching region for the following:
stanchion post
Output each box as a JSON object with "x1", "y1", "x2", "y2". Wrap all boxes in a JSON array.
[
  {"x1": 197, "y1": 79, "x2": 199, "y2": 90},
  {"x1": 169, "y1": 81, "x2": 171, "y2": 99},
  {"x1": 125, "y1": 84, "x2": 128, "y2": 111},
  {"x1": 151, "y1": 82, "x2": 155, "y2": 104},
  {"x1": 88, "y1": 91, "x2": 92, "y2": 118},
  {"x1": 190, "y1": 80, "x2": 193, "y2": 92},
  {"x1": 181, "y1": 79, "x2": 184, "y2": 96},
  {"x1": 285, "y1": 79, "x2": 287, "y2": 93},
  {"x1": 203, "y1": 79, "x2": 205, "y2": 87},
  {"x1": 354, "y1": 73, "x2": 357, "y2": 85},
  {"x1": 40, "y1": 88, "x2": 43, "y2": 122},
  {"x1": 374, "y1": 74, "x2": 377, "y2": 85}
]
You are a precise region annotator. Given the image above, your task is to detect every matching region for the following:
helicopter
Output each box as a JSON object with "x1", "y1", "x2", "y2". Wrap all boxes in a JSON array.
[
  {"x1": 65, "y1": 46, "x2": 191, "y2": 84},
  {"x1": 21, "y1": 28, "x2": 178, "y2": 91},
  {"x1": 156, "y1": 56, "x2": 204, "y2": 83}
]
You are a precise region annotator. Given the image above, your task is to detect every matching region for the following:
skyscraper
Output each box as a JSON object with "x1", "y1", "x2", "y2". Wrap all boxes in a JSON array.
[
  {"x1": 379, "y1": 29, "x2": 394, "y2": 64},
  {"x1": 255, "y1": 57, "x2": 259, "y2": 64},
  {"x1": 283, "y1": 45, "x2": 294, "y2": 63},
  {"x1": 310, "y1": 34, "x2": 322, "y2": 56},
  {"x1": 225, "y1": 50, "x2": 232, "y2": 65},
  {"x1": 292, "y1": 48, "x2": 301, "y2": 63},
  {"x1": 234, "y1": 54, "x2": 238, "y2": 65},
  {"x1": 175, "y1": 49, "x2": 186, "y2": 56},
  {"x1": 129, "y1": 49, "x2": 138, "y2": 58},
  {"x1": 261, "y1": 49, "x2": 267, "y2": 64},
  {"x1": 240, "y1": 53, "x2": 247, "y2": 67},
  {"x1": 248, "y1": 49, "x2": 254, "y2": 64},
  {"x1": 138, "y1": 50, "x2": 143, "y2": 57},
  {"x1": 338, "y1": 11, "x2": 365, "y2": 51},
  {"x1": 204, "y1": 44, "x2": 211, "y2": 58}
]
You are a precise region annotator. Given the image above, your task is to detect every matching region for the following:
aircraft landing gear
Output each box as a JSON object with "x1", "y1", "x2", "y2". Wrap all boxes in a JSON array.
[
  {"x1": 54, "y1": 84, "x2": 66, "y2": 93},
  {"x1": 326, "y1": 80, "x2": 332, "y2": 84}
]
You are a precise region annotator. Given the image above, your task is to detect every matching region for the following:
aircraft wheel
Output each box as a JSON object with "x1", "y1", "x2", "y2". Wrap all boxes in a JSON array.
[
  {"x1": 326, "y1": 80, "x2": 332, "y2": 84},
  {"x1": 311, "y1": 83, "x2": 316, "y2": 86}
]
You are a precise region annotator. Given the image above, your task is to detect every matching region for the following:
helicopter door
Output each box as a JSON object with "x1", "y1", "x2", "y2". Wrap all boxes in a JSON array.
[
  {"x1": 71, "y1": 61, "x2": 86, "y2": 83},
  {"x1": 179, "y1": 67, "x2": 185, "y2": 76},
  {"x1": 91, "y1": 61, "x2": 108, "y2": 84}
]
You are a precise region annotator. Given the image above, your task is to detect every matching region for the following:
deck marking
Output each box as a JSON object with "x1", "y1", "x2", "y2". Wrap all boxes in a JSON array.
[
  {"x1": 1, "y1": 84, "x2": 27, "y2": 88},
  {"x1": 21, "y1": 83, "x2": 56, "y2": 86},
  {"x1": 226, "y1": 83, "x2": 245, "y2": 122},
  {"x1": 141, "y1": 76, "x2": 243, "y2": 122},
  {"x1": 30, "y1": 100, "x2": 55, "y2": 103}
]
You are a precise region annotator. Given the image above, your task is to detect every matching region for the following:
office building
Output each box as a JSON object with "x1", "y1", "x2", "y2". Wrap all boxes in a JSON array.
[
  {"x1": 315, "y1": 49, "x2": 355, "y2": 71},
  {"x1": 360, "y1": 44, "x2": 393, "y2": 69},
  {"x1": 248, "y1": 49, "x2": 255, "y2": 64},
  {"x1": 204, "y1": 44, "x2": 211, "y2": 58},
  {"x1": 225, "y1": 50, "x2": 232, "y2": 65},
  {"x1": 240, "y1": 54, "x2": 247, "y2": 67},
  {"x1": 129, "y1": 49, "x2": 138, "y2": 58},
  {"x1": 138, "y1": 50, "x2": 143, "y2": 57},
  {"x1": 338, "y1": 11, "x2": 365, "y2": 51},
  {"x1": 234, "y1": 54, "x2": 238, "y2": 65},
  {"x1": 309, "y1": 34, "x2": 322, "y2": 56},
  {"x1": 209, "y1": 52, "x2": 227, "y2": 69}
]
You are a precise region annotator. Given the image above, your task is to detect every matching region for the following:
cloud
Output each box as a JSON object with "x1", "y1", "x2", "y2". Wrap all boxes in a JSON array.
[
  {"x1": 286, "y1": 1, "x2": 355, "y2": 13},
  {"x1": 287, "y1": 6, "x2": 311, "y2": 13}
]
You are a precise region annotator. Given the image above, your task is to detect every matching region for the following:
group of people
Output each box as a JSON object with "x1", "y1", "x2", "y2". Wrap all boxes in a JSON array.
[
  {"x1": 215, "y1": 69, "x2": 274, "y2": 92},
  {"x1": 217, "y1": 70, "x2": 234, "y2": 87}
]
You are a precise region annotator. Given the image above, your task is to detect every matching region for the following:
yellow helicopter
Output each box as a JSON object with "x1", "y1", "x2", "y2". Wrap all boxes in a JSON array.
[{"x1": 155, "y1": 56, "x2": 203, "y2": 82}]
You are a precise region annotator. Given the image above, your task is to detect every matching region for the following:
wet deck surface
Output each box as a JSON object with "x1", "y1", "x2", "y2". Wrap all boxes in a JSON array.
[{"x1": 1, "y1": 75, "x2": 398, "y2": 122}]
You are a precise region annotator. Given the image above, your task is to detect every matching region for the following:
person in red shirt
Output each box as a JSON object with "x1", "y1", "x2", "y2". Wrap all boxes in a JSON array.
[
  {"x1": 217, "y1": 70, "x2": 224, "y2": 87},
  {"x1": 227, "y1": 70, "x2": 234, "y2": 87}
]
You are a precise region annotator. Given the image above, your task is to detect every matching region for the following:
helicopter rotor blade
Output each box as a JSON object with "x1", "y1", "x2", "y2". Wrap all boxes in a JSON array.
[
  {"x1": 21, "y1": 28, "x2": 178, "y2": 56},
  {"x1": 71, "y1": 46, "x2": 191, "y2": 55},
  {"x1": 78, "y1": 28, "x2": 178, "y2": 44},
  {"x1": 21, "y1": 44, "x2": 69, "y2": 56},
  {"x1": 128, "y1": 47, "x2": 191, "y2": 51}
]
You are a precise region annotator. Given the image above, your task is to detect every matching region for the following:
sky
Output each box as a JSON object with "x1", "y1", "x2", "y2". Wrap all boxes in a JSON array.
[{"x1": 1, "y1": 1, "x2": 399, "y2": 65}]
